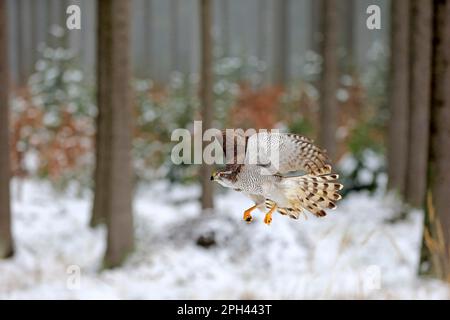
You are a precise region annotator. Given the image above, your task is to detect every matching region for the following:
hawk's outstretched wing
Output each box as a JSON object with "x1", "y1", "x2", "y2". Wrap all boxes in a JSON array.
[
  {"x1": 244, "y1": 132, "x2": 331, "y2": 175},
  {"x1": 216, "y1": 130, "x2": 331, "y2": 176}
]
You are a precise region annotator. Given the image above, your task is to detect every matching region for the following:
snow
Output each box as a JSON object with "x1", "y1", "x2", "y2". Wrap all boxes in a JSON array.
[{"x1": 1, "y1": 179, "x2": 449, "y2": 299}]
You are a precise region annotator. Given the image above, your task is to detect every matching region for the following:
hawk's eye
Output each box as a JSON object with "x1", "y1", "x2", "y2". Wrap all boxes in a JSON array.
[{"x1": 218, "y1": 171, "x2": 232, "y2": 179}]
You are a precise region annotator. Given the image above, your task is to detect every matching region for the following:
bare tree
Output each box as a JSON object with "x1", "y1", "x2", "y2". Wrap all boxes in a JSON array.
[
  {"x1": 342, "y1": 0, "x2": 355, "y2": 72},
  {"x1": 0, "y1": 0, "x2": 13, "y2": 259},
  {"x1": 91, "y1": 0, "x2": 108, "y2": 228},
  {"x1": 170, "y1": 0, "x2": 179, "y2": 71},
  {"x1": 199, "y1": 0, "x2": 214, "y2": 212},
  {"x1": 16, "y1": 0, "x2": 26, "y2": 85},
  {"x1": 143, "y1": 0, "x2": 152, "y2": 77},
  {"x1": 273, "y1": 0, "x2": 289, "y2": 85},
  {"x1": 257, "y1": 0, "x2": 267, "y2": 63},
  {"x1": 318, "y1": 0, "x2": 339, "y2": 161},
  {"x1": 420, "y1": 0, "x2": 450, "y2": 280},
  {"x1": 405, "y1": 0, "x2": 433, "y2": 207},
  {"x1": 387, "y1": 0, "x2": 410, "y2": 196},
  {"x1": 92, "y1": 0, "x2": 134, "y2": 268},
  {"x1": 309, "y1": 0, "x2": 321, "y2": 53},
  {"x1": 221, "y1": 0, "x2": 230, "y2": 57}
]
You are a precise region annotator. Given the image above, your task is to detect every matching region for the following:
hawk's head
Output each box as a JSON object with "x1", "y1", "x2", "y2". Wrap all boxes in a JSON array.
[{"x1": 211, "y1": 170, "x2": 236, "y2": 189}]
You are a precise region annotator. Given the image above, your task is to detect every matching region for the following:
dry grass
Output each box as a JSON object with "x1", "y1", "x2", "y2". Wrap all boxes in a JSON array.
[{"x1": 423, "y1": 192, "x2": 450, "y2": 282}]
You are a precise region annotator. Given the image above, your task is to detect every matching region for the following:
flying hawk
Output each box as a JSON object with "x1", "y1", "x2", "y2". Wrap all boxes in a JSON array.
[{"x1": 211, "y1": 130, "x2": 343, "y2": 225}]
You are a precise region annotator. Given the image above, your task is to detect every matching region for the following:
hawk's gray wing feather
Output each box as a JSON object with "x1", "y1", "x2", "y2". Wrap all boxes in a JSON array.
[{"x1": 244, "y1": 132, "x2": 331, "y2": 175}]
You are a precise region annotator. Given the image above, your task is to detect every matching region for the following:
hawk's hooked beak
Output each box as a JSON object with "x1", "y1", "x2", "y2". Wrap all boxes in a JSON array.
[{"x1": 211, "y1": 171, "x2": 217, "y2": 181}]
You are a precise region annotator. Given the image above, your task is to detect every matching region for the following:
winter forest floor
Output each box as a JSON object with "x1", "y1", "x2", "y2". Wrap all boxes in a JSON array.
[{"x1": 0, "y1": 179, "x2": 449, "y2": 299}]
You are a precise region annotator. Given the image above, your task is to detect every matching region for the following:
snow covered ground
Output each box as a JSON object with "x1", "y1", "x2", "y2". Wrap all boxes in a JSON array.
[{"x1": 0, "y1": 179, "x2": 449, "y2": 299}]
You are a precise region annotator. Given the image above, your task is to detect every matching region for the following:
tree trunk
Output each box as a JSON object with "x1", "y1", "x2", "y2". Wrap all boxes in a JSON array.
[
  {"x1": 92, "y1": 0, "x2": 134, "y2": 268},
  {"x1": 16, "y1": 0, "x2": 26, "y2": 85},
  {"x1": 387, "y1": 0, "x2": 410, "y2": 196},
  {"x1": 420, "y1": 0, "x2": 450, "y2": 281},
  {"x1": 91, "y1": 0, "x2": 108, "y2": 227},
  {"x1": 273, "y1": 0, "x2": 289, "y2": 85},
  {"x1": 143, "y1": 0, "x2": 152, "y2": 77},
  {"x1": 221, "y1": 0, "x2": 230, "y2": 57},
  {"x1": 405, "y1": 0, "x2": 433, "y2": 207},
  {"x1": 343, "y1": 0, "x2": 355, "y2": 72},
  {"x1": 318, "y1": 0, "x2": 339, "y2": 161},
  {"x1": 170, "y1": 0, "x2": 179, "y2": 71},
  {"x1": 0, "y1": 0, "x2": 13, "y2": 259},
  {"x1": 257, "y1": 0, "x2": 267, "y2": 64},
  {"x1": 309, "y1": 0, "x2": 321, "y2": 53},
  {"x1": 199, "y1": 0, "x2": 214, "y2": 212}
]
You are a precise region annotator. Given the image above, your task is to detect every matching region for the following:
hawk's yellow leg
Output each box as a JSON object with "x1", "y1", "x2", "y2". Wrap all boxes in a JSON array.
[
  {"x1": 264, "y1": 204, "x2": 277, "y2": 225},
  {"x1": 243, "y1": 205, "x2": 257, "y2": 223}
]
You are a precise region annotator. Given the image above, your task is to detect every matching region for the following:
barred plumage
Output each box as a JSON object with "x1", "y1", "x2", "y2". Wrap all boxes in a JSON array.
[{"x1": 212, "y1": 130, "x2": 343, "y2": 225}]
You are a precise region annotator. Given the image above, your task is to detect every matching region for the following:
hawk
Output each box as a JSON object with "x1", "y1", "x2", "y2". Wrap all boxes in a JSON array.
[{"x1": 211, "y1": 130, "x2": 343, "y2": 225}]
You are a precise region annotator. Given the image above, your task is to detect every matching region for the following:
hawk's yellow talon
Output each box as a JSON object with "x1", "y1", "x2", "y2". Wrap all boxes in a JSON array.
[
  {"x1": 264, "y1": 214, "x2": 272, "y2": 225},
  {"x1": 243, "y1": 204, "x2": 257, "y2": 223},
  {"x1": 264, "y1": 204, "x2": 277, "y2": 225}
]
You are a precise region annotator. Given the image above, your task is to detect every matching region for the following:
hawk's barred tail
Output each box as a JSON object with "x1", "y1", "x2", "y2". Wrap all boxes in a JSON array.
[{"x1": 279, "y1": 173, "x2": 343, "y2": 218}]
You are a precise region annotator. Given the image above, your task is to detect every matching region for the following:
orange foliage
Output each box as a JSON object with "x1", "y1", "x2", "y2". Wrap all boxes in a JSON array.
[
  {"x1": 10, "y1": 87, "x2": 94, "y2": 182},
  {"x1": 229, "y1": 84, "x2": 284, "y2": 130},
  {"x1": 8, "y1": 76, "x2": 372, "y2": 182},
  {"x1": 229, "y1": 78, "x2": 370, "y2": 161}
]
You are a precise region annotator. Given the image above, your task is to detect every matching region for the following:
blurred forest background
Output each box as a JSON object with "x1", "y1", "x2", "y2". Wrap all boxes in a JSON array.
[{"x1": 0, "y1": 0, "x2": 449, "y2": 299}]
